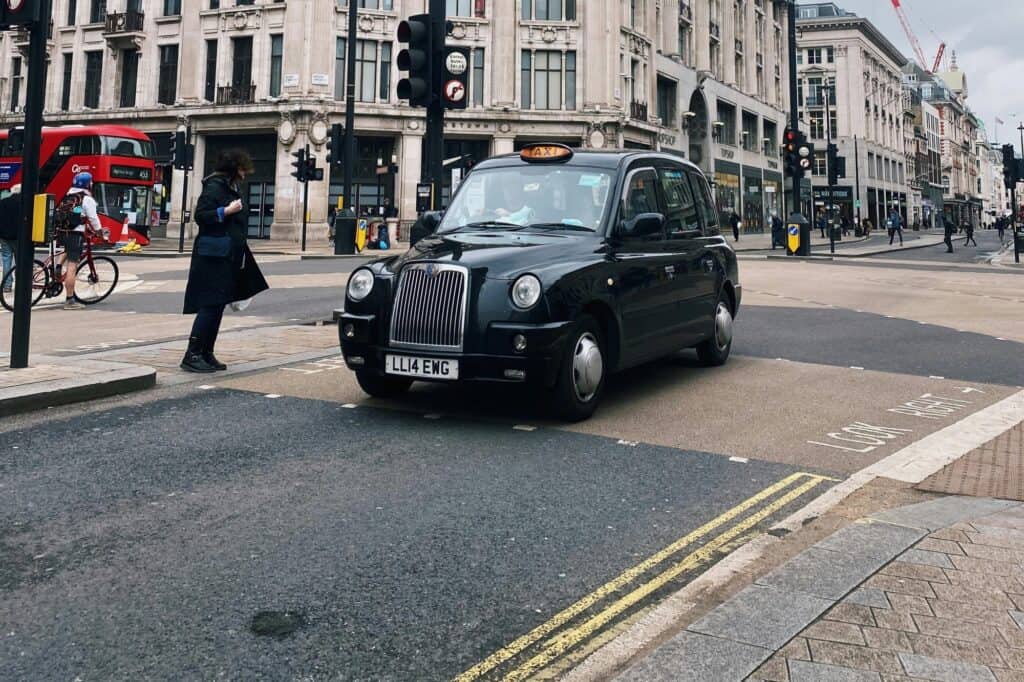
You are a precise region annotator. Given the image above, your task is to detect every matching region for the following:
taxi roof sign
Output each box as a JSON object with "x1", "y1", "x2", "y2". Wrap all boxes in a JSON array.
[{"x1": 520, "y1": 143, "x2": 573, "y2": 163}]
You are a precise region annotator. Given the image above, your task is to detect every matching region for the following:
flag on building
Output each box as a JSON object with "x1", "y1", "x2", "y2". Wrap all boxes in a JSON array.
[{"x1": 996, "y1": 117, "x2": 1005, "y2": 125}]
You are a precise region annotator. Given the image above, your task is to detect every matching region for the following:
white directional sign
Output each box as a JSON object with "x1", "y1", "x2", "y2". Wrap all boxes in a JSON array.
[{"x1": 445, "y1": 52, "x2": 468, "y2": 76}]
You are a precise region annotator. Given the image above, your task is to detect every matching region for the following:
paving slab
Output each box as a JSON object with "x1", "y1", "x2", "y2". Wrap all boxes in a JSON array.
[
  {"x1": 755, "y1": 547, "x2": 889, "y2": 601},
  {"x1": 897, "y1": 653, "x2": 997, "y2": 682},
  {"x1": 788, "y1": 659, "x2": 882, "y2": 681},
  {"x1": 0, "y1": 356, "x2": 155, "y2": 417},
  {"x1": 614, "y1": 632, "x2": 769, "y2": 682},
  {"x1": 814, "y1": 521, "x2": 926, "y2": 560},
  {"x1": 870, "y1": 496, "x2": 1021, "y2": 531}
]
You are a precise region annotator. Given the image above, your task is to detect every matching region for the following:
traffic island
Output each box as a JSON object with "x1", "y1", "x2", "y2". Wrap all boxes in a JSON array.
[{"x1": 0, "y1": 356, "x2": 156, "y2": 417}]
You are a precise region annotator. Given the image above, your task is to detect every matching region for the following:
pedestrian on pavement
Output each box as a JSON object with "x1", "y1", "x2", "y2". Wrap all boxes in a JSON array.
[
  {"x1": 964, "y1": 220, "x2": 977, "y2": 247},
  {"x1": 182, "y1": 149, "x2": 269, "y2": 373},
  {"x1": 816, "y1": 212, "x2": 827, "y2": 239},
  {"x1": 841, "y1": 214, "x2": 851, "y2": 237},
  {"x1": 997, "y1": 216, "x2": 1007, "y2": 244},
  {"x1": 327, "y1": 206, "x2": 337, "y2": 246},
  {"x1": 0, "y1": 184, "x2": 21, "y2": 292},
  {"x1": 887, "y1": 209, "x2": 904, "y2": 246},
  {"x1": 862, "y1": 218, "x2": 872, "y2": 237},
  {"x1": 729, "y1": 208, "x2": 741, "y2": 242},
  {"x1": 770, "y1": 211, "x2": 783, "y2": 250},
  {"x1": 56, "y1": 173, "x2": 103, "y2": 310},
  {"x1": 944, "y1": 219, "x2": 955, "y2": 253}
]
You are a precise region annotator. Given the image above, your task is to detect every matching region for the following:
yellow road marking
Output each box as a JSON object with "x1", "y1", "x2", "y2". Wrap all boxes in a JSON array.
[
  {"x1": 454, "y1": 472, "x2": 825, "y2": 682},
  {"x1": 502, "y1": 475, "x2": 827, "y2": 680}
]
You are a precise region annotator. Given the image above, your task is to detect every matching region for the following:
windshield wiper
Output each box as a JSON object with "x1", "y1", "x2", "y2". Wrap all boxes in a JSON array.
[
  {"x1": 453, "y1": 221, "x2": 528, "y2": 231},
  {"x1": 526, "y1": 222, "x2": 596, "y2": 232}
]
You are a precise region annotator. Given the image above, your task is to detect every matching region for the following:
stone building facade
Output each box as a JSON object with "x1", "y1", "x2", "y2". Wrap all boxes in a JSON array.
[
  {"x1": 795, "y1": 2, "x2": 909, "y2": 231},
  {"x1": 0, "y1": 0, "x2": 793, "y2": 242}
]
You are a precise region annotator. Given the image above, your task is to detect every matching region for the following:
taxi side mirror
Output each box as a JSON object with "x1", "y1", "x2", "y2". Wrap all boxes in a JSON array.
[{"x1": 621, "y1": 212, "x2": 665, "y2": 238}]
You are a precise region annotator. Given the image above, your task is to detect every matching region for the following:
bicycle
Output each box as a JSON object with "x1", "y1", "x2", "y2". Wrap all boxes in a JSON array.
[{"x1": 1, "y1": 231, "x2": 119, "y2": 311}]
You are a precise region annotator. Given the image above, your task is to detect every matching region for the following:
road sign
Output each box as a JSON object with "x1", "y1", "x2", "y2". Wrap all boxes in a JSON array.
[
  {"x1": 445, "y1": 51, "x2": 467, "y2": 76},
  {"x1": 444, "y1": 79, "x2": 465, "y2": 103},
  {"x1": 787, "y1": 224, "x2": 800, "y2": 254}
]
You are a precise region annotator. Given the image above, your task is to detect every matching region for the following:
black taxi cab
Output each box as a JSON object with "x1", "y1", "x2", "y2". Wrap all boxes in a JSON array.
[{"x1": 339, "y1": 144, "x2": 741, "y2": 421}]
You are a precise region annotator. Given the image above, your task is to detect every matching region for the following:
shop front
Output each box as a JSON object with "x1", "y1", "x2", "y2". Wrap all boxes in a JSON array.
[
  {"x1": 763, "y1": 171, "x2": 782, "y2": 222},
  {"x1": 813, "y1": 185, "x2": 854, "y2": 224},
  {"x1": 329, "y1": 136, "x2": 397, "y2": 219},
  {"x1": 713, "y1": 159, "x2": 741, "y2": 223},
  {"x1": 742, "y1": 168, "x2": 764, "y2": 233}
]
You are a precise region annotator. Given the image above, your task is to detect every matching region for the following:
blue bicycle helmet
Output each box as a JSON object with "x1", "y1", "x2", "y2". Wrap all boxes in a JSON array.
[{"x1": 72, "y1": 172, "x2": 93, "y2": 188}]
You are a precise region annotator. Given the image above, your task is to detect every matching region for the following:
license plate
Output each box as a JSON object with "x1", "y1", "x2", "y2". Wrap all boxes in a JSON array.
[{"x1": 385, "y1": 354, "x2": 459, "y2": 380}]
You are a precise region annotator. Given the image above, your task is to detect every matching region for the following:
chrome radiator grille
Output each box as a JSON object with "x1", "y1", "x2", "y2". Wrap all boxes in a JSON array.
[{"x1": 389, "y1": 263, "x2": 468, "y2": 350}]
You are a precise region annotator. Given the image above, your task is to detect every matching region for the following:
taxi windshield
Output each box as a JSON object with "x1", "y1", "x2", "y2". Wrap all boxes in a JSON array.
[{"x1": 438, "y1": 166, "x2": 613, "y2": 234}]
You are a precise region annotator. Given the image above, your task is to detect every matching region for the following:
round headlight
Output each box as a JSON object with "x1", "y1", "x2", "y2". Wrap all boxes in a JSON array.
[
  {"x1": 511, "y1": 274, "x2": 542, "y2": 310},
  {"x1": 347, "y1": 269, "x2": 375, "y2": 302}
]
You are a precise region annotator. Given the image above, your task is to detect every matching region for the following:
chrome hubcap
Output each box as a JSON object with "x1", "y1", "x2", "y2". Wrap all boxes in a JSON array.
[
  {"x1": 715, "y1": 302, "x2": 733, "y2": 351},
  {"x1": 572, "y1": 332, "x2": 603, "y2": 403}
]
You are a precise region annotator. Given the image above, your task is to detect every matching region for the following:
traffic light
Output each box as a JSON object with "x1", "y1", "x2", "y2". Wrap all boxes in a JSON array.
[
  {"x1": 326, "y1": 123, "x2": 344, "y2": 167},
  {"x1": 305, "y1": 154, "x2": 324, "y2": 182},
  {"x1": 783, "y1": 128, "x2": 813, "y2": 179},
  {"x1": 826, "y1": 143, "x2": 839, "y2": 186},
  {"x1": 291, "y1": 148, "x2": 307, "y2": 182},
  {"x1": 171, "y1": 130, "x2": 186, "y2": 170},
  {"x1": 1003, "y1": 144, "x2": 1017, "y2": 190},
  {"x1": 396, "y1": 14, "x2": 433, "y2": 107},
  {"x1": 441, "y1": 46, "x2": 470, "y2": 110}
]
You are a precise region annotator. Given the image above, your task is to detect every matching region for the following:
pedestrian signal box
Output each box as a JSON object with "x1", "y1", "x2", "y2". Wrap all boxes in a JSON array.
[{"x1": 32, "y1": 193, "x2": 53, "y2": 244}]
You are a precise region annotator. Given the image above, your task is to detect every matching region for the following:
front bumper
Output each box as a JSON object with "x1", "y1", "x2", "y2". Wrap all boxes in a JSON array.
[{"x1": 338, "y1": 313, "x2": 573, "y2": 387}]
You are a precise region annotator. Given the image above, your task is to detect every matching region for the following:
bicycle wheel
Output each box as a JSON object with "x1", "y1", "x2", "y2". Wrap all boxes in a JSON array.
[
  {"x1": 1, "y1": 260, "x2": 50, "y2": 312},
  {"x1": 74, "y1": 255, "x2": 119, "y2": 305}
]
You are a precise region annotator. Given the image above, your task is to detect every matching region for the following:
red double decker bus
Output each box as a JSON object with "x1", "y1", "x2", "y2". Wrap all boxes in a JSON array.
[{"x1": 0, "y1": 124, "x2": 157, "y2": 245}]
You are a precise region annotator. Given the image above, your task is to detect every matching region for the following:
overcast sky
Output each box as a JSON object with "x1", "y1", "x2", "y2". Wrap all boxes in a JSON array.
[{"x1": 800, "y1": 0, "x2": 1024, "y2": 144}]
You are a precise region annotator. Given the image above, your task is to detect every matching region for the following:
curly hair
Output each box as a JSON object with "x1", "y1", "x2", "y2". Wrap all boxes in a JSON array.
[{"x1": 213, "y1": 149, "x2": 255, "y2": 179}]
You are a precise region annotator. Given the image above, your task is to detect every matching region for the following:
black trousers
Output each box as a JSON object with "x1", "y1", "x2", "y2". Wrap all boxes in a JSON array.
[{"x1": 190, "y1": 304, "x2": 225, "y2": 351}]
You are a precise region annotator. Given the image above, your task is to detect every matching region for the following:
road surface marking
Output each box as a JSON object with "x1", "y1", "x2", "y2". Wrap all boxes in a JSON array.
[
  {"x1": 850, "y1": 366, "x2": 864, "y2": 370},
  {"x1": 264, "y1": 394, "x2": 282, "y2": 399},
  {"x1": 729, "y1": 456, "x2": 749, "y2": 463},
  {"x1": 929, "y1": 376, "x2": 945, "y2": 380},
  {"x1": 513, "y1": 425, "x2": 537, "y2": 432},
  {"x1": 454, "y1": 472, "x2": 829, "y2": 682}
]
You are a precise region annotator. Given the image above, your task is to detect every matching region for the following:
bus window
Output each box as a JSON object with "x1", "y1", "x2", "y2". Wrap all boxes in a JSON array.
[
  {"x1": 92, "y1": 183, "x2": 153, "y2": 227},
  {"x1": 103, "y1": 136, "x2": 155, "y2": 159}
]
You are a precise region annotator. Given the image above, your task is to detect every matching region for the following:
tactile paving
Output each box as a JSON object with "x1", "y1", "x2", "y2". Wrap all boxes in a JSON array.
[{"x1": 916, "y1": 420, "x2": 1024, "y2": 500}]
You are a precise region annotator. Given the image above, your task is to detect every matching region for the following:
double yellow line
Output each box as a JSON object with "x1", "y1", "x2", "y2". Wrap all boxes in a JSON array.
[{"x1": 455, "y1": 472, "x2": 834, "y2": 682}]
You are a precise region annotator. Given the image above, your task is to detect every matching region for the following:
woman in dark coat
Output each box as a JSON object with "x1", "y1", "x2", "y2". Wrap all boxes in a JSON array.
[{"x1": 181, "y1": 149, "x2": 269, "y2": 373}]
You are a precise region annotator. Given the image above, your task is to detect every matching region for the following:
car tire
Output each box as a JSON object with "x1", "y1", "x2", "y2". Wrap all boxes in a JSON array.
[
  {"x1": 355, "y1": 371, "x2": 413, "y2": 398},
  {"x1": 546, "y1": 314, "x2": 606, "y2": 422},
  {"x1": 696, "y1": 293, "x2": 734, "y2": 367}
]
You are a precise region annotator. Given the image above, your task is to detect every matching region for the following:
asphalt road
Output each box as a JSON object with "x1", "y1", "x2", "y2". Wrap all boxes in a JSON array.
[
  {"x1": 0, "y1": 390, "x2": 824, "y2": 680},
  {"x1": 873, "y1": 228, "x2": 1006, "y2": 264}
]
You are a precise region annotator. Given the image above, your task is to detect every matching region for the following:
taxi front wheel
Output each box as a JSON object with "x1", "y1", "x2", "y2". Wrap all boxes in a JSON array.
[
  {"x1": 545, "y1": 314, "x2": 606, "y2": 422},
  {"x1": 356, "y1": 371, "x2": 413, "y2": 399}
]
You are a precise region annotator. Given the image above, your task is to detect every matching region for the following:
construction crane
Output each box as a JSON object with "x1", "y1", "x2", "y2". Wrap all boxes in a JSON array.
[{"x1": 890, "y1": 0, "x2": 945, "y2": 73}]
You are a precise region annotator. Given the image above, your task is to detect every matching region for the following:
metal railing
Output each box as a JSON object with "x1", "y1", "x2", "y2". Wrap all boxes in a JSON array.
[
  {"x1": 630, "y1": 100, "x2": 649, "y2": 121},
  {"x1": 104, "y1": 10, "x2": 145, "y2": 33},
  {"x1": 216, "y1": 83, "x2": 257, "y2": 105}
]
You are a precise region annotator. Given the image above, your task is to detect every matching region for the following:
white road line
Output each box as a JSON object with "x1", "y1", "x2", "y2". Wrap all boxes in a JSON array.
[
  {"x1": 424, "y1": 414, "x2": 442, "y2": 420},
  {"x1": 198, "y1": 385, "x2": 215, "y2": 390},
  {"x1": 729, "y1": 456, "x2": 749, "y2": 464},
  {"x1": 264, "y1": 394, "x2": 282, "y2": 399},
  {"x1": 513, "y1": 425, "x2": 537, "y2": 432},
  {"x1": 617, "y1": 440, "x2": 639, "y2": 447},
  {"x1": 850, "y1": 366, "x2": 865, "y2": 370},
  {"x1": 341, "y1": 403, "x2": 358, "y2": 409},
  {"x1": 929, "y1": 376, "x2": 945, "y2": 380}
]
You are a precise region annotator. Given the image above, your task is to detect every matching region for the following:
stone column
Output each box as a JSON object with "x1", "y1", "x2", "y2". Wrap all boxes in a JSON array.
[
  {"x1": 178, "y1": 12, "x2": 201, "y2": 102},
  {"x1": 398, "y1": 126, "x2": 424, "y2": 223},
  {"x1": 489, "y1": 0, "x2": 516, "y2": 107}
]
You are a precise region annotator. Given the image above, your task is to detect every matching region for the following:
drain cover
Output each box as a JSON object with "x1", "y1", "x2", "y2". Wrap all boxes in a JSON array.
[{"x1": 250, "y1": 610, "x2": 307, "y2": 639}]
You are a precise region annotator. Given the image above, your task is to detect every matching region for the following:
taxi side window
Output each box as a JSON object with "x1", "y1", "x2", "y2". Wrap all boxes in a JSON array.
[
  {"x1": 621, "y1": 170, "x2": 661, "y2": 223},
  {"x1": 687, "y1": 171, "x2": 720, "y2": 235},
  {"x1": 659, "y1": 168, "x2": 702, "y2": 238}
]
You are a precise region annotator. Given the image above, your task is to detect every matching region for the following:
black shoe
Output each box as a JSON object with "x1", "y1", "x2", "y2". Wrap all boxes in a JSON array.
[
  {"x1": 203, "y1": 352, "x2": 227, "y2": 371},
  {"x1": 181, "y1": 351, "x2": 217, "y2": 373}
]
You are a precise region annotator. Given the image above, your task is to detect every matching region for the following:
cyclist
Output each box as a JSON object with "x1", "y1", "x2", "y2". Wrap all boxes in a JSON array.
[{"x1": 57, "y1": 172, "x2": 103, "y2": 310}]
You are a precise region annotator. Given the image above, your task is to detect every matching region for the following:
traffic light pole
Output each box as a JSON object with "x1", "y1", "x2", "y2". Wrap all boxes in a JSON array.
[
  {"x1": 825, "y1": 86, "x2": 836, "y2": 255},
  {"x1": 301, "y1": 142, "x2": 310, "y2": 252},
  {"x1": 335, "y1": 0, "x2": 359, "y2": 255},
  {"x1": 9, "y1": 0, "x2": 52, "y2": 369},
  {"x1": 786, "y1": 0, "x2": 801, "y2": 222},
  {"x1": 426, "y1": 0, "x2": 446, "y2": 211},
  {"x1": 177, "y1": 125, "x2": 192, "y2": 254}
]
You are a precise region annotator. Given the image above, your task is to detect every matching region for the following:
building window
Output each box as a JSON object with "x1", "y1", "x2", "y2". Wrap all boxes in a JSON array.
[
  {"x1": 807, "y1": 76, "x2": 822, "y2": 106},
  {"x1": 157, "y1": 45, "x2": 178, "y2": 105},
  {"x1": 628, "y1": 0, "x2": 642, "y2": 28},
  {"x1": 656, "y1": 76, "x2": 677, "y2": 128},
  {"x1": 378, "y1": 42, "x2": 392, "y2": 101},
  {"x1": 813, "y1": 151, "x2": 827, "y2": 176},
  {"x1": 809, "y1": 110, "x2": 824, "y2": 139},
  {"x1": 89, "y1": 0, "x2": 105, "y2": 23},
  {"x1": 522, "y1": 0, "x2": 574, "y2": 20},
  {"x1": 678, "y1": 21, "x2": 691, "y2": 66},
  {"x1": 209, "y1": 0, "x2": 218, "y2": 7},
  {"x1": 867, "y1": 152, "x2": 875, "y2": 179},
  {"x1": 205, "y1": 39, "x2": 217, "y2": 102},
  {"x1": 471, "y1": 47, "x2": 485, "y2": 106},
  {"x1": 84, "y1": 51, "x2": 103, "y2": 108},
  {"x1": 9, "y1": 57, "x2": 21, "y2": 112},
  {"x1": 61, "y1": 53, "x2": 73, "y2": 111},
  {"x1": 119, "y1": 50, "x2": 138, "y2": 108},
  {"x1": 163, "y1": 0, "x2": 180, "y2": 15},
  {"x1": 66, "y1": 0, "x2": 77, "y2": 25},
  {"x1": 335, "y1": 38, "x2": 346, "y2": 100},
  {"x1": 807, "y1": 47, "x2": 824, "y2": 64},
  {"x1": 763, "y1": 119, "x2": 777, "y2": 153},
  {"x1": 520, "y1": 50, "x2": 576, "y2": 110},
  {"x1": 741, "y1": 111, "x2": 759, "y2": 152},
  {"x1": 269, "y1": 34, "x2": 283, "y2": 97},
  {"x1": 232, "y1": 36, "x2": 253, "y2": 94},
  {"x1": 829, "y1": 110, "x2": 838, "y2": 137},
  {"x1": 716, "y1": 100, "x2": 736, "y2": 145},
  {"x1": 337, "y1": 0, "x2": 395, "y2": 8},
  {"x1": 355, "y1": 40, "x2": 377, "y2": 102},
  {"x1": 448, "y1": 0, "x2": 485, "y2": 16}
]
